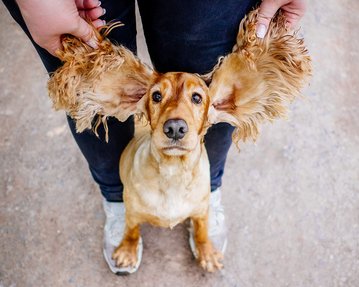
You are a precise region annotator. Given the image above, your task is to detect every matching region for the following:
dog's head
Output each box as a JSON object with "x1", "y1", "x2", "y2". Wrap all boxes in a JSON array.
[
  {"x1": 48, "y1": 9, "x2": 311, "y2": 153},
  {"x1": 144, "y1": 72, "x2": 210, "y2": 156}
]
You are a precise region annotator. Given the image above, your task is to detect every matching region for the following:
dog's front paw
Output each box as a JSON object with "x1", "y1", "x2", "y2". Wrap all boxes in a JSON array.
[
  {"x1": 112, "y1": 241, "x2": 138, "y2": 268},
  {"x1": 196, "y1": 242, "x2": 224, "y2": 272}
]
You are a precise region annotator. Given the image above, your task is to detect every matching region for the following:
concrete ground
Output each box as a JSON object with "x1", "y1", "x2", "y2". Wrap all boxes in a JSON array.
[{"x1": 1, "y1": 1, "x2": 358, "y2": 286}]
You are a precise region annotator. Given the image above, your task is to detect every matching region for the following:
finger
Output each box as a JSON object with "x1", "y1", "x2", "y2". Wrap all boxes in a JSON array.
[
  {"x1": 46, "y1": 38, "x2": 63, "y2": 57},
  {"x1": 92, "y1": 18, "x2": 106, "y2": 28},
  {"x1": 284, "y1": 12, "x2": 301, "y2": 28},
  {"x1": 256, "y1": 0, "x2": 284, "y2": 38},
  {"x1": 282, "y1": 1, "x2": 307, "y2": 28},
  {"x1": 78, "y1": 6, "x2": 105, "y2": 21},
  {"x1": 71, "y1": 17, "x2": 98, "y2": 49},
  {"x1": 75, "y1": 0, "x2": 101, "y2": 10}
]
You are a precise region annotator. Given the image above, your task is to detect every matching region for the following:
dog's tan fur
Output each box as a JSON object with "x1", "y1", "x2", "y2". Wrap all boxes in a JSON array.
[
  {"x1": 47, "y1": 9, "x2": 311, "y2": 272},
  {"x1": 208, "y1": 10, "x2": 311, "y2": 143}
]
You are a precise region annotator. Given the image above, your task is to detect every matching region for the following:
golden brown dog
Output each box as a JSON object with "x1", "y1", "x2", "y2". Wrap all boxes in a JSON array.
[{"x1": 47, "y1": 10, "x2": 311, "y2": 272}]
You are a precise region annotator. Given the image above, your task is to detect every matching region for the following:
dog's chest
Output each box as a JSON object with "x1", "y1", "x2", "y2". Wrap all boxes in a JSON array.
[{"x1": 128, "y1": 141, "x2": 210, "y2": 228}]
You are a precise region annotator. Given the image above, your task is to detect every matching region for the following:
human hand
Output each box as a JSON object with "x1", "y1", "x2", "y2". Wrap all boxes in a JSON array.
[
  {"x1": 256, "y1": 0, "x2": 306, "y2": 38},
  {"x1": 17, "y1": 0, "x2": 106, "y2": 56}
]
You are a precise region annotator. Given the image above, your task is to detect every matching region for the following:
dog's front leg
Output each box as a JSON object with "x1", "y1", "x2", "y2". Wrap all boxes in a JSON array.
[
  {"x1": 112, "y1": 218, "x2": 140, "y2": 269},
  {"x1": 191, "y1": 215, "x2": 223, "y2": 272}
]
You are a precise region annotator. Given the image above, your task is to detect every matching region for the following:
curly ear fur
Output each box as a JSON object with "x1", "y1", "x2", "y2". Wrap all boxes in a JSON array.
[
  {"x1": 208, "y1": 9, "x2": 312, "y2": 144},
  {"x1": 47, "y1": 10, "x2": 311, "y2": 144},
  {"x1": 47, "y1": 25, "x2": 154, "y2": 141}
]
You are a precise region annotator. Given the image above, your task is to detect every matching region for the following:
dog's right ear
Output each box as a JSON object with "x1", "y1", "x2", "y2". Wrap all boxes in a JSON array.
[{"x1": 47, "y1": 28, "x2": 155, "y2": 139}]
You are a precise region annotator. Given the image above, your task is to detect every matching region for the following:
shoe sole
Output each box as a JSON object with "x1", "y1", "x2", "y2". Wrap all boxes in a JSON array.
[
  {"x1": 188, "y1": 228, "x2": 227, "y2": 259},
  {"x1": 103, "y1": 237, "x2": 143, "y2": 275}
]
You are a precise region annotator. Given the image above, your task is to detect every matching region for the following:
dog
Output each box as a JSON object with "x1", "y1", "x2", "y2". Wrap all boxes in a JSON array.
[{"x1": 47, "y1": 9, "x2": 311, "y2": 272}]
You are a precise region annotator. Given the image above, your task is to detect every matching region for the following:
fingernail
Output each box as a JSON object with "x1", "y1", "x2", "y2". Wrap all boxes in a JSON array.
[
  {"x1": 102, "y1": 20, "x2": 106, "y2": 26},
  {"x1": 87, "y1": 38, "x2": 98, "y2": 49},
  {"x1": 256, "y1": 24, "x2": 267, "y2": 39},
  {"x1": 102, "y1": 8, "x2": 106, "y2": 16},
  {"x1": 97, "y1": 1, "x2": 101, "y2": 7}
]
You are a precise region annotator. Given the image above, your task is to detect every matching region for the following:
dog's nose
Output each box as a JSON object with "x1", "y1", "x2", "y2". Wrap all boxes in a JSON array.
[{"x1": 163, "y1": 119, "x2": 188, "y2": 140}]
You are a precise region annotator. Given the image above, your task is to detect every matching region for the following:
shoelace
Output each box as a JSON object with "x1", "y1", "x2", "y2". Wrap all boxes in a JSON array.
[
  {"x1": 208, "y1": 190, "x2": 226, "y2": 236},
  {"x1": 106, "y1": 219, "x2": 123, "y2": 242},
  {"x1": 103, "y1": 201, "x2": 125, "y2": 243},
  {"x1": 103, "y1": 201, "x2": 123, "y2": 217},
  {"x1": 208, "y1": 204, "x2": 226, "y2": 236}
]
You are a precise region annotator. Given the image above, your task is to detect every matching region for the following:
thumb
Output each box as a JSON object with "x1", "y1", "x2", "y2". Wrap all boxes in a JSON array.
[
  {"x1": 46, "y1": 37, "x2": 63, "y2": 57},
  {"x1": 71, "y1": 17, "x2": 98, "y2": 49},
  {"x1": 256, "y1": 0, "x2": 282, "y2": 38}
]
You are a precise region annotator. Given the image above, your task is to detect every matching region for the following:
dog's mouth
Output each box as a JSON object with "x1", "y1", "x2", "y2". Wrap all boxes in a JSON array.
[
  {"x1": 162, "y1": 146, "x2": 189, "y2": 156},
  {"x1": 162, "y1": 146, "x2": 188, "y2": 151},
  {"x1": 161, "y1": 140, "x2": 191, "y2": 155},
  {"x1": 152, "y1": 129, "x2": 199, "y2": 156},
  {"x1": 163, "y1": 140, "x2": 189, "y2": 150}
]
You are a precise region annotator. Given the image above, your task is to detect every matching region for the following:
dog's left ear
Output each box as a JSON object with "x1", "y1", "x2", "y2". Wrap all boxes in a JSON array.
[
  {"x1": 48, "y1": 27, "x2": 155, "y2": 140},
  {"x1": 208, "y1": 9, "x2": 312, "y2": 144}
]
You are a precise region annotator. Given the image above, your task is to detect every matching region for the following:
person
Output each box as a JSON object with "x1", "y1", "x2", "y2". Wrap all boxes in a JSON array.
[{"x1": 2, "y1": 0, "x2": 306, "y2": 274}]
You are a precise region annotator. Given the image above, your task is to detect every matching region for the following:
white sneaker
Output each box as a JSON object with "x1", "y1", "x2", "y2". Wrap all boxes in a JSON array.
[
  {"x1": 102, "y1": 199, "x2": 143, "y2": 274},
  {"x1": 189, "y1": 188, "x2": 228, "y2": 258}
]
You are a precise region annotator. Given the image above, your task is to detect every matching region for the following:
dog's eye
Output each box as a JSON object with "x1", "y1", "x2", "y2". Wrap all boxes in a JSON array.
[
  {"x1": 192, "y1": 93, "x2": 202, "y2": 104},
  {"x1": 152, "y1": 91, "x2": 162, "y2": 103}
]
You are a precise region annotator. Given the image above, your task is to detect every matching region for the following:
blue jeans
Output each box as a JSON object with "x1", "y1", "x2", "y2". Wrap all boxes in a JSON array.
[{"x1": 3, "y1": 0, "x2": 260, "y2": 201}]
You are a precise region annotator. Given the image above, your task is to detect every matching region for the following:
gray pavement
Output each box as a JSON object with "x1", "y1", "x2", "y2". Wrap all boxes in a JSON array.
[{"x1": 1, "y1": 1, "x2": 358, "y2": 286}]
